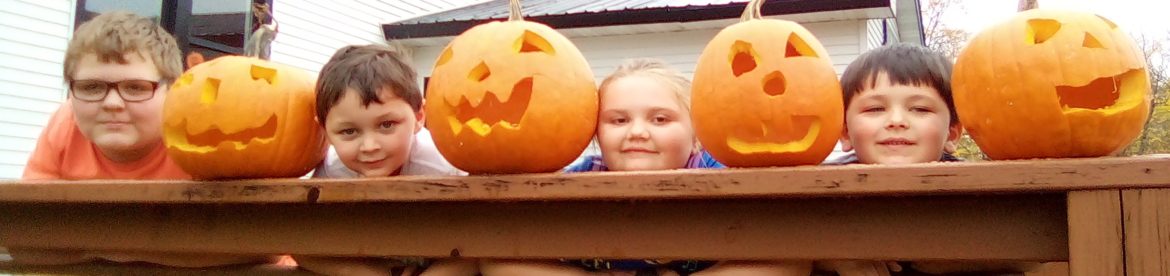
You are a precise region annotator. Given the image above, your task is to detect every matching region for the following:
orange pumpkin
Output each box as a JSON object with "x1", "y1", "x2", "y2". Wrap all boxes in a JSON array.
[
  {"x1": 425, "y1": 0, "x2": 598, "y2": 174},
  {"x1": 691, "y1": 0, "x2": 843, "y2": 167},
  {"x1": 953, "y1": 10, "x2": 1150, "y2": 159},
  {"x1": 164, "y1": 56, "x2": 326, "y2": 179}
]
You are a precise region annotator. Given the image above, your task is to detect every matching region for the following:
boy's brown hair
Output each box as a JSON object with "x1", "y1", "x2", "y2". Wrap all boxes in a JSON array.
[
  {"x1": 839, "y1": 43, "x2": 958, "y2": 124},
  {"x1": 315, "y1": 44, "x2": 422, "y2": 125},
  {"x1": 64, "y1": 11, "x2": 182, "y2": 84}
]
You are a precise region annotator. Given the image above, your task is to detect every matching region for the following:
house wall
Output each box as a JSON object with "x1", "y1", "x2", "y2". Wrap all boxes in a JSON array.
[
  {"x1": 271, "y1": 0, "x2": 488, "y2": 75},
  {"x1": 0, "y1": 0, "x2": 74, "y2": 179}
]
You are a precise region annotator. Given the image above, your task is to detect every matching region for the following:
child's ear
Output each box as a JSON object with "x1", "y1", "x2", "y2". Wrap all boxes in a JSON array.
[
  {"x1": 944, "y1": 123, "x2": 963, "y2": 154},
  {"x1": 414, "y1": 106, "x2": 425, "y2": 134},
  {"x1": 840, "y1": 126, "x2": 854, "y2": 152}
]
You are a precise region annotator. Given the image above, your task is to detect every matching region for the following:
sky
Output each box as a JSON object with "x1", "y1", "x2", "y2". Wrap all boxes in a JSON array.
[{"x1": 944, "y1": 0, "x2": 1167, "y2": 39}]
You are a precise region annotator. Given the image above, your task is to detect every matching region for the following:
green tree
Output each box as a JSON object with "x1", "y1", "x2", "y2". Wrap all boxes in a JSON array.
[{"x1": 1121, "y1": 33, "x2": 1170, "y2": 155}]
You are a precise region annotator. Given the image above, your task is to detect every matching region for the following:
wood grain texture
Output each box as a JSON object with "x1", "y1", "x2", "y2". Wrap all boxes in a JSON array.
[
  {"x1": 1067, "y1": 190, "x2": 1124, "y2": 276},
  {"x1": 1123, "y1": 188, "x2": 1170, "y2": 276},
  {"x1": 0, "y1": 261, "x2": 310, "y2": 275},
  {"x1": 1026, "y1": 262, "x2": 1069, "y2": 276},
  {"x1": 0, "y1": 155, "x2": 1166, "y2": 203},
  {"x1": 0, "y1": 194, "x2": 1068, "y2": 260}
]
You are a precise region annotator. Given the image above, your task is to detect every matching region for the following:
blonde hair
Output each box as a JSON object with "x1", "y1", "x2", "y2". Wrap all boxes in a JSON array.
[
  {"x1": 599, "y1": 58, "x2": 692, "y2": 113},
  {"x1": 64, "y1": 11, "x2": 182, "y2": 84}
]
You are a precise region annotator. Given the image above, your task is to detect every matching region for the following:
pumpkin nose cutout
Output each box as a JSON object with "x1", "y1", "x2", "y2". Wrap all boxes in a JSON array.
[
  {"x1": 730, "y1": 40, "x2": 757, "y2": 77},
  {"x1": 517, "y1": 30, "x2": 555, "y2": 54},
  {"x1": 785, "y1": 33, "x2": 818, "y2": 58},
  {"x1": 469, "y1": 62, "x2": 491, "y2": 82},
  {"x1": 1026, "y1": 19, "x2": 1060, "y2": 44},
  {"x1": 1083, "y1": 33, "x2": 1104, "y2": 48},
  {"x1": 762, "y1": 71, "x2": 786, "y2": 96},
  {"x1": 201, "y1": 78, "x2": 220, "y2": 105}
]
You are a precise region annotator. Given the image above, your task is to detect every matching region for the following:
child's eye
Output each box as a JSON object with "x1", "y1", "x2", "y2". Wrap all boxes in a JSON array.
[
  {"x1": 379, "y1": 121, "x2": 398, "y2": 129},
  {"x1": 651, "y1": 115, "x2": 671, "y2": 124},
  {"x1": 337, "y1": 128, "x2": 358, "y2": 136},
  {"x1": 610, "y1": 118, "x2": 629, "y2": 125},
  {"x1": 861, "y1": 106, "x2": 885, "y2": 113},
  {"x1": 911, "y1": 106, "x2": 934, "y2": 113}
]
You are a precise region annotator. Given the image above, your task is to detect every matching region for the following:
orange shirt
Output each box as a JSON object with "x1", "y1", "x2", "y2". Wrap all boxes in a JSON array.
[{"x1": 23, "y1": 102, "x2": 190, "y2": 180}]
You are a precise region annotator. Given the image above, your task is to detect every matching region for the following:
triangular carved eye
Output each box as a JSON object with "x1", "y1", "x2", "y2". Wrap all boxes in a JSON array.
[
  {"x1": 1096, "y1": 15, "x2": 1118, "y2": 29},
  {"x1": 1027, "y1": 19, "x2": 1061, "y2": 44},
  {"x1": 785, "y1": 33, "x2": 818, "y2": 58},
  {"x1": 469, "y1": 61, "x2": 491, "y2": 82},
  {"x1": 516, "y1": 30, "x2": 555, "y2": 55},
  {"x1": 436, "y1": 46, "x2": 454, "y2": 67},
  {"x1": 729, "y1": 40, "x2": 757, "y2": 77},
  {"x1": 1083, "y1": 33, "x2": 1104, "y2": 49}
]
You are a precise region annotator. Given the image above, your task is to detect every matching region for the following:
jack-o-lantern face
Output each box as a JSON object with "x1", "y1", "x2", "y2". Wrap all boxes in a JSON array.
[
  {"x1": 692, "y1": 0, "x2": 843, "y2": 167},
  {"x1": 164, "y1": 56, "x2": 326, "y2": 179},
  {"x1": 425, "y1": 0, "x2": 598, "y2": 174},
  {"x1": 953, "y1": 10, "x2": 1151, "y2": 159}
]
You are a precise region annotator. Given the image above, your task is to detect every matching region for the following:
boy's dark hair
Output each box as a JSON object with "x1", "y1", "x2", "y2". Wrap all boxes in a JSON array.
[
  {"x1": 316, "y1": 44, "x2": 422, "y2": 125},
  {"x1": 839, "y1": 43, "x2": 958, "y2": 124}
]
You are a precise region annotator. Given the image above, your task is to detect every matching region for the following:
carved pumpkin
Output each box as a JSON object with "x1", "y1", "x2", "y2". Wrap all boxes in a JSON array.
[
  {"x1": 425, "y1": 0, "x2": 597, "y2": 174},
  {"x1": 691, "y1": 0, "x2": 843, "y2": 167},
  {"x1": 163, "y1": 56, "x2": 326, "y2": 179},
  {"x1": 953, "y1": 10, "x2": 1150, "y2": 159}
]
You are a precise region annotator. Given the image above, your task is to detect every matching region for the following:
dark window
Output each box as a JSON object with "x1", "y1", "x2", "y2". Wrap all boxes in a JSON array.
[{"x1": 75, "y1": 0, "x2": 273, "y2": 69}]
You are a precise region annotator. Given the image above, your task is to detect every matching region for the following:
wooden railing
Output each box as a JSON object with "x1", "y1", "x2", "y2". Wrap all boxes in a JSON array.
[{"x1": 0, "y1": 155, "x2": 1167, "y2": 275}]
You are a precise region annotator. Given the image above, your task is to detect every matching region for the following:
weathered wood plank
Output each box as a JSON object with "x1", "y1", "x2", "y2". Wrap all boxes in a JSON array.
[
  {"x1": 0, "y1": 261, "x2": 311, "y2": 275},
  {"x1": 1067, "y1": 190, "x2": 1124, "y2": 276},
  {"x1": 0, "y1": 194, "x2": 1068, "y2": 260},
  {"x1": 0, "y1": 156, "x2": 1166, "y2": 203},
  {"x1": 1123, "y1": 188, "x2": 1170, "y2": 276}
]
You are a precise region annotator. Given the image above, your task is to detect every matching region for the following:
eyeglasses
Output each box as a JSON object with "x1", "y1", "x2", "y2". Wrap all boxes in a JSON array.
[{"x1": 69, "y1": 79, "x2": 160, "y2": 102}]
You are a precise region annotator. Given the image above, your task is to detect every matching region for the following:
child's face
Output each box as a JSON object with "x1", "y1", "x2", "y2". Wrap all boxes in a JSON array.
[
  {"x1": 324, "y1": 89, "x2": 423, "y2": 177},
  {"x1": 70, "y1": 52, "x2": 166, "y2": 161},
  {"x1": 842, "y1": 73, "x2": 961, "y2": 164},
  {"x1": 598, "y1": 75, "x2": 695, "y2": 171}
]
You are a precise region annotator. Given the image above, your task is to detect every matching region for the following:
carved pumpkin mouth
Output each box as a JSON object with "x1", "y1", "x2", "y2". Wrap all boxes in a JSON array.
[
  {"x1": 727, "y1": 116, "x2": 821, "y2": 154},
  {"x1": 446, "y1": 77, "x2": 533, "y2": 136},
  {"x1": 165, "y1": 115, "x2": 278, "y2": 153},
  {"x1": 1056, "y1": 69, "x2": 1145, "y2": 113}
]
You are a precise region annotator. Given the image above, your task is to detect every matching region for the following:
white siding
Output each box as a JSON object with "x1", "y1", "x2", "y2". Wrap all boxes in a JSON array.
[
  {"x1": 865, "y1": 18, "x2": 902, "y2": 51},
  {"x1": 271, "y1": 0, "x2": 489, "y2": 75},
  {"x1": 0, "y1": 0, "x2": 73, "y2": 179}
]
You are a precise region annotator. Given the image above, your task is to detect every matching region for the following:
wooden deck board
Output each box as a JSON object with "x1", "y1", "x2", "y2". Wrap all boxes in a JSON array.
[
  {"x1": 0, "y1": 195, "x2": 1067, "y2": 260},
  {"x1": 0, "y1": 155, "x2": 1166, "y2": 203}
]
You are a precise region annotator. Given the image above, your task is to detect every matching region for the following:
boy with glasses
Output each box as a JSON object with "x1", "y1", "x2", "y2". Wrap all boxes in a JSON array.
[
  {"x1": 23, "y1": 11, "x2": 187, "y2": 180},
  {"x1": 14, "y1": 11, "x2": 278, "y2": 268}
]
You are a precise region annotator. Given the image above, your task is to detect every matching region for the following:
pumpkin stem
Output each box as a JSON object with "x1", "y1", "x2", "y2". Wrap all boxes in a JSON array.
[
  {"x1": 740, "y1": 0, "x2": 764, "y2": 21},
  {"x1": 509, "y1": 0, "x2": 524, "y2": 21}
]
